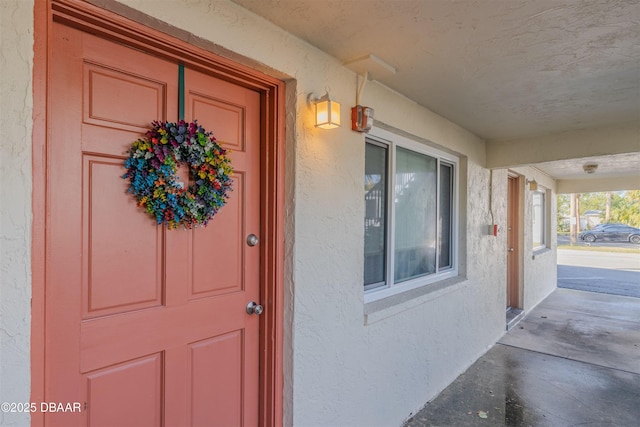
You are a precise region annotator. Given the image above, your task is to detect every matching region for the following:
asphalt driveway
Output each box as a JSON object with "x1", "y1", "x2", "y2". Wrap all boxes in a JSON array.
[{"x1": 557, "y1": 249, "x2": 640, "y2": 298}]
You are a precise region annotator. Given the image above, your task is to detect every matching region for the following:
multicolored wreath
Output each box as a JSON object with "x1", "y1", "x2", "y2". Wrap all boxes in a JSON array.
[{"x1": 123, "y1": 120, "x2": 233, "y2": 229}]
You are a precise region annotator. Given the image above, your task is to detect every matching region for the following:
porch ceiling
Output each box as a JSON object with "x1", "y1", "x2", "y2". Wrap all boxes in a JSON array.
[
  {"x1": 535, "y1": 152, "x2": 640, "y2": 180},
  {"x1": 232, "y1": 0, "x2": 640, "y2": 188}
]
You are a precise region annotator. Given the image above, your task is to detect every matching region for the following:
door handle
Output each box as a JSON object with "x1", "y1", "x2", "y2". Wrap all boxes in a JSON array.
[
  {"x1": 508, "y1": 247, "x2": 514, "y2": 252},
  {"x1": 246, "y1": 301, "x2": 263, "y2": 315}
]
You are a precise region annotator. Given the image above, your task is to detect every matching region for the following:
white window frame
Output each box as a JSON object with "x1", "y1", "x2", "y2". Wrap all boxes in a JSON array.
[
  {"x1": 532, "y1": 189, "x2": 546, "y2": 251},
  {"x1": 364, "y1": 127, "x2": 459, "y2": 303}
]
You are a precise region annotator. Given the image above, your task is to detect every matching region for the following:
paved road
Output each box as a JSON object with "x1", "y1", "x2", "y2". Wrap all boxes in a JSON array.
[{"x1": 557, "y1": 249, "x2": 640, "y2": 298}]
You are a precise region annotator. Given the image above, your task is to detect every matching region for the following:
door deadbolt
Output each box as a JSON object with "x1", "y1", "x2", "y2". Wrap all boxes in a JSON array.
[{"x1": 246, "y1": 234, "x2": 259, "y2": 247}]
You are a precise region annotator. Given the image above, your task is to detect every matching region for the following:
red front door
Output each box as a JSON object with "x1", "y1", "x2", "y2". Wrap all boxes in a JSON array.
[{"x1": 46, "y1": 22, "x2": 261, "y2": 426}]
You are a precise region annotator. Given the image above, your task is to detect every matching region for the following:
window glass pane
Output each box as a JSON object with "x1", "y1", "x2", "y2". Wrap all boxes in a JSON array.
[
  {"x1": 532, "y1": 191, "x2": 545, "y2": 248},
  {"x1": 364, "y1": 142, "x2": 387, "y2": 287},
  {"x1": 439, "y1": 163, "x2": 453, "y2": 269},
  {"x1": 394, "y1": 147, "x2": 437, "y2": 282}
]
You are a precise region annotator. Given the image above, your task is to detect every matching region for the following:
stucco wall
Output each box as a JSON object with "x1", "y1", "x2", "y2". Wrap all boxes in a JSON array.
[
  {"x1": 0, "y1": 1, "x2": 34, "y2": 426},
  {"x1": 512, "y1": 167, "x2": 558, "y2": 311},
  {"x1": 108, "y1": 2, "x2": 509, "y2": 425},
  {"x1": 0, "y1": 1, "x2": 558, "y2": 426}
]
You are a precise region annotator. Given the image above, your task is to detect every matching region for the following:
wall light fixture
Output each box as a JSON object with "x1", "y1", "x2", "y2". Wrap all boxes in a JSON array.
[
  {"x1": 526, "y1": 179, "x2": 538, "y2": 191},
  {"x1": 310, "y1": 92, "x2": 341, "y2": 129}
]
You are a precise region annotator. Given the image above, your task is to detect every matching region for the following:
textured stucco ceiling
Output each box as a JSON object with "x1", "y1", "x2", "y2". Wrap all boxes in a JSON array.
[
  {"x1": 535, "y1": 152, "x2": 640, "y2": 179},
  {"x1": 232, "y1": 0, "x2": 639, "y2": 147}
]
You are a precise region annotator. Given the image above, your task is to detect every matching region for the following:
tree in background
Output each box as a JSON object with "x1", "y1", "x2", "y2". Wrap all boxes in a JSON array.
[
  {"x1": 610, "y1": 190, "x2": 640, "y2": 227},
  {"x1": 557, "y1": 190, "x2": 640, "y2": 231},
  {"x1": 578, "y1": 192, "x2": 607, "y2": 213},
  {"x1": 557, "y1": 194, "x2": 570, "y2": 232}
]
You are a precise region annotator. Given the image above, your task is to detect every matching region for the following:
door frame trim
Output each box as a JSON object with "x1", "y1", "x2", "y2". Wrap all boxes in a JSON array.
[{"x1": 32, "y1": 1, "x2": 286, "y2": 425}]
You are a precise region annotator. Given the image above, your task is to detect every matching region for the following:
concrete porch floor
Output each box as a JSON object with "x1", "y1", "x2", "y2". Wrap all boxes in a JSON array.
[{"x1": 404, "y1": 288, "x2": 640, "y2": 426}]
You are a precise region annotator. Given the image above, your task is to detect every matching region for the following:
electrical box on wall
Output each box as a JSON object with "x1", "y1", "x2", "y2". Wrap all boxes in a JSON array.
[
  {"x1": 351, "y1": 105, "x2": 374, "y2": 132},
  {"x1": 488, "y1": 224, "x2": 499, "y2": 236}
]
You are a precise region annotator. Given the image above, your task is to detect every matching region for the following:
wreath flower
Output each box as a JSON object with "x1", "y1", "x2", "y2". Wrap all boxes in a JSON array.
[{"x1": 123, "y1": 120, "x2": 233, "y2": 229}]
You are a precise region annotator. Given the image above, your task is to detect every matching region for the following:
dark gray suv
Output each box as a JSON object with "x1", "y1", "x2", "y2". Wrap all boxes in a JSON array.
[{"x1": 579, "y1": 224, "x2": 640, "y2": 244}]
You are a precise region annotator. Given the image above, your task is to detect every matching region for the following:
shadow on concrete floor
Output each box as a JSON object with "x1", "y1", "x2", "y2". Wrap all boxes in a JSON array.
[{"x1": 404, "y1": 289, "x2": 640, "y2": 427}]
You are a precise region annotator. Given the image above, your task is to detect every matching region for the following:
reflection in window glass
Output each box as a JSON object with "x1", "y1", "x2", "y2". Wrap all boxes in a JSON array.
[
  {"x1": 363, "y1": 132, "x2": 458, "y2": 297},
  {"x1": 532, "y1": 191, "x2": 545, "y2": 249},
  {"x1": 439, "y1": 163, "x2": 453, "y2": 269},
  {"x1": 394, "y1": 147, "x2": 437, "y2": 282},
  {"x1": 364, "y1": 143, "x2": 387, "y2": 288}
]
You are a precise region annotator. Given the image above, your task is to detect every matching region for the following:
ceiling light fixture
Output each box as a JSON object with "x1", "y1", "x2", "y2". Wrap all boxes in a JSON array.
[{"x1": 583, "y1": 163, "x2": 598, "y2": 174}]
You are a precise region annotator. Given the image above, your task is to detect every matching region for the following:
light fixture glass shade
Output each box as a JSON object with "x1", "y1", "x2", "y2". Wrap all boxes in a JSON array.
[{"x1": 315, "y1": 94, "x2": 341, "y2": 129}]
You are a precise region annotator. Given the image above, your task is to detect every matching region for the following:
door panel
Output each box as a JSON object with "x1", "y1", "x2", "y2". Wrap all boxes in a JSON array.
[
  {"x1": 83, "y1": 62, "x2": 168, "y2": 132},
  {"x1": 48, "y1": 22, "x2": 261, "y2": 426},
  {"x1": 86, "y1": 353, "x2": 164, "y2": 427},
  {"x1": 189, "y1": 331, "x2": 244, "y2": 426},
  {"x1": 83, "y1": 156, "x2": 164, "y2": 317},
  {"x1": 189, "y1": 94, "x2": 246, "y2": 151}
]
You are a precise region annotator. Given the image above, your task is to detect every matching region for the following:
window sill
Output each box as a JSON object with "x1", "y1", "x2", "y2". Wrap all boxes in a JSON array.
[
  {"x1": 532, "y1": 247, "x2": 551, "y2": 260},
  {"x1": 364, "y1": 276, "x2": 468, "y2": 325}
]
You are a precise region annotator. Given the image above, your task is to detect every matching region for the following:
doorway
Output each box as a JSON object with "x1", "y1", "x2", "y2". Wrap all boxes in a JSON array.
[
  {"x1": 506, "y1": 174, "x2": 523, "y2": 328},
  {"x1": 32, "y1": 1, "x2": 285, "y2": 426}
]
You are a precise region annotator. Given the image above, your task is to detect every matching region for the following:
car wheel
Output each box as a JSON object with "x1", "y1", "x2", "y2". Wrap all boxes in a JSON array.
[
  {"x1": 630, "y1": 235, "x2": 640, "y2": 244},
  {"x1": 584, "y1": 234, "x2": 596, "y2": 243}
]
